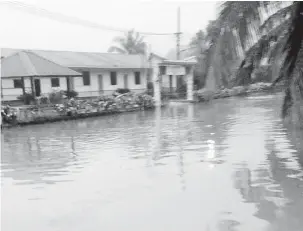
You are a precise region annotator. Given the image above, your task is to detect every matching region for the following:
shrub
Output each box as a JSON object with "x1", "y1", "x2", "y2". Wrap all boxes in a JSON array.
[
  {"x1": 17, "y1": 93, "x2": 35, "y2": 105},
  {"x1": 147, "y1": 82, "x2": 154, "y2": 90},
  {"x1": 41, "y1": 96, "x2": 49, "y2": 104},
  {"x1": 49, "y1": 90, "x2": 65, "y2": 104},
  {"x1": 115, "y1": 88, "x2": 130, "y2": 94},
  {"x1": 176, "y1": 84, "x2": 187, "y2": 94},
  {"x1": 64, "y1": 90, "x2": 78, "y2": 99},
  {"x1": 146, "y1": 82, "x2": 154, "y2": 96}
]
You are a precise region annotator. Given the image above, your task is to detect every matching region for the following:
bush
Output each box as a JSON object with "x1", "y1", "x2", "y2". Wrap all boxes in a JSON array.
[
  {"x1": 146, "y1": 82, "x2": 154, "y2": 96},
  {"x1": 115, "y1": 88, "x2": 130, "y2": 94},
  {"x1": 17, "y1": 93, "x2": 35, "y2": 105},
  {"x1": 36, "y1": 95, "x2": 50, "y2": 105},
  {"x1": 49, "y1": 90, "x2": 65, "y2": 104},
  {"x1": 64, "y1": 90, "x2": 78, "y2": 99},
  {"x1": 176, "y1": 84, "x2": 187, "y2": 94},
  {"x1": 147, "y1": 82, "x2": 154, "y2": 90}
]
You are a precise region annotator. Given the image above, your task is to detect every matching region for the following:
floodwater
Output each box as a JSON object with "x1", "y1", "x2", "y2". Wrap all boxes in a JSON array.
[{"x1": 1, "y1": 93, "x2": 303, "y2": 231}]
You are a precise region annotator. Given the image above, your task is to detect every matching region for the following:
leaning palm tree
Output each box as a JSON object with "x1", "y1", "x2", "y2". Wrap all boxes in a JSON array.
[
  {"x1": 211, "y1": 1, "x2": 303, "y2": 122},
  {"x1": 108, "y1": 29, "x2": 147, "y2": 55}
]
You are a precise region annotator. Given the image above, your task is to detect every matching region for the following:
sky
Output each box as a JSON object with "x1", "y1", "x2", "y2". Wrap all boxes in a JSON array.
[{"x1": 0, "y1": 0, "x2": 217, "y2": 57}]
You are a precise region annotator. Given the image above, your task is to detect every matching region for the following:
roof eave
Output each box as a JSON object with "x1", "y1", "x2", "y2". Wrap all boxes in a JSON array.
[
  {"x1": 69, "y1": 66, "x2": 151, "y2": 69},
  {"x1": 1, "y1": 74, "x2": 83, "y2": 78}
]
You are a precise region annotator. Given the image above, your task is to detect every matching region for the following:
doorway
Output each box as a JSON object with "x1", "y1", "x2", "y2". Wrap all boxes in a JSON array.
[{"x1": 34, "y1": 79, "x2": 41, "y2": 97}]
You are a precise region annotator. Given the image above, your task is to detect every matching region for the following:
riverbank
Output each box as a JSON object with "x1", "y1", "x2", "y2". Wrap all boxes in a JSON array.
[
  {"x1": 1, "y1": 106, "x2": 161, "y2": 129},
  {"x1": 194, "y1": 82, "x2": 283, "y2": 102},
  {"x1": 1, "y1": 92, "x2": 158, "y2": 129}
]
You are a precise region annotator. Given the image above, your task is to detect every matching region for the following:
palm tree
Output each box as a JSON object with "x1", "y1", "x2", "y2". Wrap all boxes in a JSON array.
[
  {"x1": 108, "y1": 29, "x2": 147, "y2": 55},
  {"x1": 208, "y1": 1, "x2": 303, "y2": 121}
]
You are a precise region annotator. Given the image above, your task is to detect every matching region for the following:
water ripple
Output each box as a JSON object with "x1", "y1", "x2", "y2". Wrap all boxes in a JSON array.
[{"x1": 1, "y1": 93, "x2": 303, "y2": 231}]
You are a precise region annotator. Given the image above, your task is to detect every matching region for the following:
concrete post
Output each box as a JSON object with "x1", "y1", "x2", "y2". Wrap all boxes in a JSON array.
[
  {"x1": 186, "y1": 66, "x2": 194, "y2": 101},
  {"x1": 153, "y1": 67, "x2": 161, "y2": 107}
]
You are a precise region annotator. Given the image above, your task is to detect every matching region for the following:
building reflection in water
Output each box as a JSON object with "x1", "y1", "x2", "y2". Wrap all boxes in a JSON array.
[
  {"x1": 152, "y1": 106, "x2": 162, "y2": 163},
  {"x1": 207, "y1": 140, "x2": 216, "y2": 169},
  {"x1": 175, "y1": 105, "x2": 186, "y2": 191},
  {"x1": 1, "y1": 128, "x2": 80, "y2": 186},
  {"x1": 186, "y1": 104, "x2": 194, "y2": 143}
]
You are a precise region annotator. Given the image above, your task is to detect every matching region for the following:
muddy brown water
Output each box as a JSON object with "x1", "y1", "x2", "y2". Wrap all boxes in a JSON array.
[{"x1": 1, "y1": 93, "x2": 303, "y2": 231}]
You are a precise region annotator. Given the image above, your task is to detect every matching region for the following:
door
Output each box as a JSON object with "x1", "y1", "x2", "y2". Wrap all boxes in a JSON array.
[
  {"x1": 123, "y1": 74, "x2": 128, "y2": 89},
  {"x1": 98, "y1": 75, "x2": 103, "y2": 96},
  {"x1": 34, "y1": 79, "x2": 41, "y2": 97}
]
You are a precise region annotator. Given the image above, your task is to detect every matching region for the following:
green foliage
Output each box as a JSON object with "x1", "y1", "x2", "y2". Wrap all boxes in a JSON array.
[
  {"x1": 17, "y1": 93, "x2": 35, "y2": 105},
  {"x1": 49, "y1": 90, "x2": 65, "y2": 104},
  {"x1": 146, "y1": 82, "x2": 154, "y2": 96},
  {"x1": 64, "y1": 90, "x2": 78, "y2": 99},
  {"x1": 115, "y1": 88, "x2": 131, "y2": 94},
  {"x1": 176, "y1": 84, "x2": 187, "y2": 94},
  {"x1": 39, "y1": 95, "x2": 50, "y2": 105},
  {"x1": 108, "y1": 29, "x2": 146, "y2": 55}
]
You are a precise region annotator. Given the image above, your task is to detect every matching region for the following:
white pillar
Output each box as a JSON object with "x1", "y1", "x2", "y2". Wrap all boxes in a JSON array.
[
  {"x1": 186, "y1": 66, "x2": 194, "y2": 101},
  {"x1": 153, "y1": 67, "x2": 161, "y2": 106}
]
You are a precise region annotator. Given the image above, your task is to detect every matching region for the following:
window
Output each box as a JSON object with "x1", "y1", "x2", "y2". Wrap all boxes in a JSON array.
[
  {"x1": 51, "y1": 78, "x2": 60, "y2": 87},
  {"x1": 13, "y1": 79, "x2": 23, "y2": 88},
  {"x1": 110, "y1": 72, "x2": 117, "y2": 85},
  {"x1": 134, "y1": 72, "x2": 141, "y2": 85},
  {"x1": 82, "y1": 71, "x2": 91, "y2": 86}
]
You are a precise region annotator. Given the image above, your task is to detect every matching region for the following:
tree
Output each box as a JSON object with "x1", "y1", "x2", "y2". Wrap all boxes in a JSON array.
[
  {"x1": 206, "y1": 1, "x2": 303, "y2": 121},
  {"x1": 108, "y1": 29, "x2": 147, "y2": 55}
]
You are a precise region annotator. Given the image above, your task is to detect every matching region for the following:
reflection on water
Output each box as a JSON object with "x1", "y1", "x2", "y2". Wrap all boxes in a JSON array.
[{"x1": 1, "y1": 93, "x2": 303, "y2": 231}]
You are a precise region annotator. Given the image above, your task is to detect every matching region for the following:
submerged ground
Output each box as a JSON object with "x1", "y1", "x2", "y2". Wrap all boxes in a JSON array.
[{"x1": 1, "y1": 92, "x2": 303, "y2": 231}]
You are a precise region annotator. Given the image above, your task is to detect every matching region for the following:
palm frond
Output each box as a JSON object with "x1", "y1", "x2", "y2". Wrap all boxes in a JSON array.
[{"x1": 108, "y1": 29, "x2": 146, "y2": 55}]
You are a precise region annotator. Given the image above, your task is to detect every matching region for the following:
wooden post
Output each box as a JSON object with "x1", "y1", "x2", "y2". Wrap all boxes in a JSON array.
[
  {"x1": 66, "y1": 77, "x2": 70, "y2": 92},
  {"x1": 22, "y1": 77, "x2": 25, "y2": 95},
  {"x1": 1, "y1": 77, "x2": 3, "y2": 99},
  {"x1": 30, "y1": 76, "x2": 36, "y2": 97}
]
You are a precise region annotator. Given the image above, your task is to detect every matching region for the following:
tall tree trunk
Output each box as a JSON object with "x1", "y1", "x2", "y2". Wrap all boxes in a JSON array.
[{"x1": 281, "y1": 2, "x2": 303, "y2": 122}]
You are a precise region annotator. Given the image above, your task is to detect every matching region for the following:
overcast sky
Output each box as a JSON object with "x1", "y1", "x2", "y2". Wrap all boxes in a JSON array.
[{"x1": 0, "y1": 0, "x2": 217, "y2": 57}]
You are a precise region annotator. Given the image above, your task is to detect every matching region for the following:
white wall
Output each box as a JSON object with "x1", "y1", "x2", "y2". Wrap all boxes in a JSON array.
[
  {"x1": 73, "y1": 69, "x2": 148, "y2": 97},
  {"x1": 40, "y1": 77, "x2": 67, "y2": 94},
  {"x1": 1, "y1": 70, "x2": 148, "y2": 101},
  {"x1": 1, "y1": 76, "x2": 68, "y2": 101},
  {"x1": 1, "y1": 78, "x2": 23, "y2": 101}
]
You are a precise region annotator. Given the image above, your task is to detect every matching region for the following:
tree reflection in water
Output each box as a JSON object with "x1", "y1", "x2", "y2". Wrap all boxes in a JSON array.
[{"x1": 232, "y1": 128, "x2": 303, "y2": 231}]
